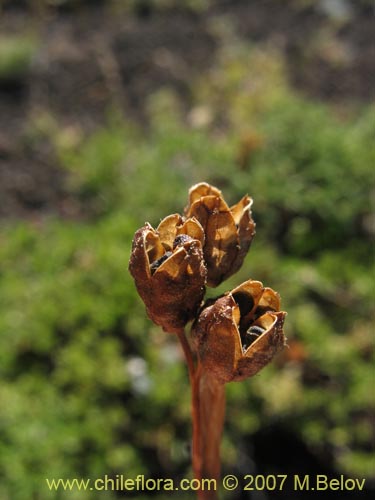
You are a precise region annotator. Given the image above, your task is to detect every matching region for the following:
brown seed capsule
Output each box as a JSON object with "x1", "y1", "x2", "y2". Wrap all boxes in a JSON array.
[
  {"x1": 192, "y1": 279, "x2": 287, "y2": 384},
  {"x1": 185, "y1": 182, "x2": 256, "y2": 287},
  {"x1": 129, "y1": 214, "x2": 207, "y2": 333}
]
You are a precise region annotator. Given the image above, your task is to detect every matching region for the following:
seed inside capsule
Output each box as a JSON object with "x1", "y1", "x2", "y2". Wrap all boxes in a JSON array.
[
  {"x1": 247, "y1": 325, "x2": 266, "y2": 336},
  {"x1": 150, "y1": 251, "x2": 172, "y2": 274},
  {"x1": 242, "y1": 325, "x2": 266, "y2": 351},
  {"x1": 173, "y1": 234, "x2": 193, "y2": 249}
]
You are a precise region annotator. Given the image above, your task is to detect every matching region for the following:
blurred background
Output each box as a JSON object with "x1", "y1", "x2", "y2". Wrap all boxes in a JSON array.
[{"x1": 0, "y1": 1, "x2": 374, "y2": 499}]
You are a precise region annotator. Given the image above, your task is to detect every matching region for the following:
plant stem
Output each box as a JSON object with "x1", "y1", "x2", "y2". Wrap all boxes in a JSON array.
[
  {"x1": 176, "y1": 329, "x2": 226, "y2": 500},
  {"x1": 176, "y1": 328, "x2": 195, "y2": 387},
  {"x1": 195, "y1": 368, "x2": 226, "y2": 500}
]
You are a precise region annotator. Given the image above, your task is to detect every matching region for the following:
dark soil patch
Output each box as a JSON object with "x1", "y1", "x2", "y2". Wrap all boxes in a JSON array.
[{"x1": 0, "y1": 0, "x2": 373, "y2": 220}]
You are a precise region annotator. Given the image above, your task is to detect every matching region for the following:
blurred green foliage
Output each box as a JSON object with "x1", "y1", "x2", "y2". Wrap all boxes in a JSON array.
[
  {"x1": 0, "y1": 35, "x2": 38, "y2": 81},
  {"x1": 0, "y1": 41, "x2": 374, "y2": 500}
]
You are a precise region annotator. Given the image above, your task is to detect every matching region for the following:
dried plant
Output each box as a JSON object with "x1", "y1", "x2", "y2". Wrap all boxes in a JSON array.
[{"x1": 129, "y1": 182, "x2": 287, "y2": 500}]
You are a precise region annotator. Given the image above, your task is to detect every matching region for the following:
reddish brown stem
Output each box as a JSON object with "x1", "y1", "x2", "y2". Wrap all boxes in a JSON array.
[
  {"x1": 194, "y1": 367, "x2": 226, "y2": 500},
  {"x1": 176, "y1": 328, "x2": 196, "y2": 387},
  {"x1": 176, "y1": 329, "x2": 225, "y2": 500},
  {"x1": 191, "y1": 363, "x2": 203, "y2": 481}
]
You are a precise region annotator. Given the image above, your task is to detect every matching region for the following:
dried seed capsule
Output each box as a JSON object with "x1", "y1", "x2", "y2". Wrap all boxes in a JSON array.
[
  {"x1": 185, "y1": 183, "x2": 256, "y2": 287},
  {"x1": 129, "y1": 215, "x2": 207, "y2": 333},
  {"x1": 192, "y1": 279, "x2": 286, "y2": 383}
]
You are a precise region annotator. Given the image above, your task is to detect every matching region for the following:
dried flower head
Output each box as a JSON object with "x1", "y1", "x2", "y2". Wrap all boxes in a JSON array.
[
  {"x1": 129, "y1": 183, "x2": 288, "y2": 489},
  {"x1": 185, "y1": 182, "x2": 256, "y2": 287},
  {"x1": 192, "y1": 279, "x2": 287, "y2": 384},
  {"x1": 129, "y1": 214, "x2": 207, "y2": 333}
]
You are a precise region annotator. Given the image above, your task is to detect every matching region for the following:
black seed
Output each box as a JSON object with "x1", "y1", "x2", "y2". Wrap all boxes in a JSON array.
[
  {"x1": 247, "y1": 325, "x2": 266, "y2": 336},
  {"x1": 242, "y1": 325, "x2": 266, "y2": 351},
  {"x1": 150, "y1": 251, "x2": 172, "y2": 274},
  {"x1": 173, "y1": 234, "x2": 193, "y2": 249}
]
